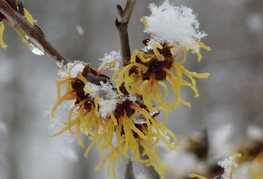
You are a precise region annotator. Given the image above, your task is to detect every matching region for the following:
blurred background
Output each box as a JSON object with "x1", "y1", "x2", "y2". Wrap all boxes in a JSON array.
[{"x1": 0, "y1": 0, "x2": 262, "y2": 178}]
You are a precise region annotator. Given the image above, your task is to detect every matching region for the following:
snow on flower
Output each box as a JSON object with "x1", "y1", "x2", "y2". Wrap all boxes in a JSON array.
[
  {"x1": 98, "y1": 51, "x2": 122, "y2": 73},
  {"x1": 84, "y1": 81, "x2": 118, "y2": 118},
  {"x1": 142, "y1": 0, "x2": 210, "y2": 60},
  {"x1": 113, "y1": 40, "x2": 209, "y2": 114},
  {"x1": 217, "y1": 153, "x2": 241, "y2": 179},
  {"x1": 56, "y1": 61, "x2": 87, "y2": 79},
  {"x1": 50, "y1": 60, "x2": 177, "y2": 178}
]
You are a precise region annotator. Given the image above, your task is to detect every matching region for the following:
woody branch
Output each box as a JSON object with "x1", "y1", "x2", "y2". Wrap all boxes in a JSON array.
[
  {"x1": 115, "y1": 0, "x2": 136, "y2": 66},
  {"x1": 0, "y1": 0, "x2": 68, "y2": 65}
]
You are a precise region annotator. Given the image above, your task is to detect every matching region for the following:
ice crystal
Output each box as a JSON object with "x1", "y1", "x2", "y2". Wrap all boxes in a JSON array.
[{"x1": 144, "y1": 1, "x2": 207, "y2": 53}]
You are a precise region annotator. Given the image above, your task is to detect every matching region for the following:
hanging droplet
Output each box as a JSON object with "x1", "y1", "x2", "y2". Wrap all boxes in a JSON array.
[
  {"x1": 134, "y1": 114, "x2": 147, "y2": 124},
  {"x1": 25, "y1": 35, "x2": 45, "y2": 55}
]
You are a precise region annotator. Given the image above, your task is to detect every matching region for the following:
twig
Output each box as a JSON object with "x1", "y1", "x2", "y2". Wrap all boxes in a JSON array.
[
  {"x1": 115, "y1": 0, "x2": 136, "y2": 66},
  {"x1": 0, "y1": 0, "x2": 68, "y2": 65},
  {"x1": 124, "y1": 159, "x2": 136, "y2": 179},
  {"x1": 139, "y1": 144, "x2": 161, "y2": 179}
]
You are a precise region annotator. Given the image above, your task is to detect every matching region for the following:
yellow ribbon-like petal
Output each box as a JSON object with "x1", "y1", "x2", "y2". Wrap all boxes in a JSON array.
[
  {"x1": 24, "y1": 8, "x2": 37, "y2": 25},
  {"x1": 0, "y1": 22, "x2": 7, "y2": 49}
]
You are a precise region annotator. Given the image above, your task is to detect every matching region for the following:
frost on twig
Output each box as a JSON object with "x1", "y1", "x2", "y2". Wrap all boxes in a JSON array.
[{"x1": 115, "y1": 0, "x2": 136, "y2": 66}]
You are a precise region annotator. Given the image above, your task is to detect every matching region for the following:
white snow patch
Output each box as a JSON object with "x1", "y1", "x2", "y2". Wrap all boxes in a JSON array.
[
  {"x1": 99, "y1": 51, "x2": 122, "y2": 71},
  {"x1": 85, "y1": 81, "x2": 118, "y2": 118},
  {"x1": 69, "y1": 63, "x2": 85, "y2": 78},
  {"x1": 142, "y1": 38, "x2": 164, "y2": 52},
  {"x1": 57, "y1": 62, "x2": 72, "y2": 78},
  {"x1": 57, "y1": 62, "x2": 85, "y2": 78},
  {"x1": 144, "y1": 1, "x2": 207, "y2": 52},
  {"x1": 217, "y1": 154, "x2": 240, "y2": 179}
]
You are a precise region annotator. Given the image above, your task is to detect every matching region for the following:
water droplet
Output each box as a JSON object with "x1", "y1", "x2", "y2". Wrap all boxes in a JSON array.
[
  {"x1": 25, "y1": 35, "x2": 45, "y2": 55},
  {"x1": 134, "y1": 115, "x2": 146, "y2": 124}
]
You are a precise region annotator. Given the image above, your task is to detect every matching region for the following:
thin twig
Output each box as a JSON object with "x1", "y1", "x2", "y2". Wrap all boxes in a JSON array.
[
  {"x1": 115, "y1": 0, "x2": 136, "y2": 66},
  {"x1": 124, "y1": 159, "x2": 136, "y2": 179},
  {"x1": 139, "y1": 144, "x2": 161, "y2": 179},
  {"x1": 0, "y1": 0, "x2": 68, "y2": 65}
]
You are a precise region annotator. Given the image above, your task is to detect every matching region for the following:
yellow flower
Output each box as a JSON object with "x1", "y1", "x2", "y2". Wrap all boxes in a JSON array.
[
  {"x1": 51, "y1": 61, "x2": 176, "y2": 179},
  {"x1": 0, "y1": 22, "x2": 7, "y2": 49},
  {"x1": 250, "y1": 151, "x2": 263, "y2": 179},
  {"x1": 113, "y1": 40, "x2": 210, "y2": 113}
]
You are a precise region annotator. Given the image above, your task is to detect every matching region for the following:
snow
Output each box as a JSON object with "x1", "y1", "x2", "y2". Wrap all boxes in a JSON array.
[
  {"x1": 217, "y1": 154, "x2": 240, "y2": 179},
  {"x1": 57, "y1": 62, "x2": 72, "y2": 78},
  {"x1": 57, "y1": 61, "x2": 85, "y2": 78},
  {"x1": 85, "y1": 81, "x2": 118, "y2": 118},
  {"x1": 76, "y1": 25, "x2": 84, "y2": 35},
  {"x1": 98, "y1": 51, "x2": 122, "y2": 71},
  {"x1": 144, "y1": 1, "x2": 207, "y2": 52},
  {"x1": 69, "y1": 63, "x2": 85, "y2": 78},
  {"x1": 55, "y1": 61, "x2": 64, "y2": 69}
]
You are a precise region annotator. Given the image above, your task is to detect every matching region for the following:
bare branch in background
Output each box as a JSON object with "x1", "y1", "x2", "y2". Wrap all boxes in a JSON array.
[
  {"x1": 124, "y1": 159, "x2": 136, "y2": 179},
  {"x1": 115, "y1": 0, "x2": 136, "y2": 66},
  {"x1": 0, "y1": 0, "x2": 68, "y2": 65},
  {"x1": 139, "y1": 144, "x2": 161, "y2": 179}
]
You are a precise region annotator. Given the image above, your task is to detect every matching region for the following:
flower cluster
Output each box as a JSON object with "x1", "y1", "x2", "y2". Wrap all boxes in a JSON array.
[
  {"x1": 114, "y1": 1, "x2": 210, "y2": 114},
  {"x1": 50, "y1": 1, "x2": 210, "y2": 178},
  {"x1": 51, "y1": 61, "x2": 176, "y2": 178},
  {"x1": 113, "y1": 40, "x2": 209, "y2": 114}
]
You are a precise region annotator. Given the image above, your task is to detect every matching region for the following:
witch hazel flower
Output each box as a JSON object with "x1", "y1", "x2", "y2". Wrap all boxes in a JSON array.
[
  {"x1": 217, "y1": 153, "x2": 241, "y2": 179},
  {"x1": 48, "y1": 1, "x2": 210, "y2": 178},
  {"x1": 98, "y1": 51, "x2": 122, "y2": 74},
  {"x1": 113, "y1": 1, "x2": 210, "y2": 114},
  {"x1": 50, "y1": 60, "x2": 176, "y2": 178},
  {"x1": 113, "y1": 38, "x2": 209, "y2": 114}
]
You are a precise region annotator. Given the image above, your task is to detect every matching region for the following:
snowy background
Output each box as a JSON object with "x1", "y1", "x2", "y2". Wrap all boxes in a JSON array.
[{"x1": 0, "y1": 0, "x2": 262, "y2": 178}]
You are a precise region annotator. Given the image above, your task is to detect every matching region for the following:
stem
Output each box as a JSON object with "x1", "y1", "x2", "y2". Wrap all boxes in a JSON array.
[
  {"x1": 0, "y1": 0, "x2": 68, "y2": 65},
  {"x1": 115, "y1": 0, "x2": 136, "y2": 66},
  {"x1": 124, "y1": 159, "x2": 136, "y2": 179},
  {"x1": 139, "y1": 144, "x2": 161, "y2": 179}
]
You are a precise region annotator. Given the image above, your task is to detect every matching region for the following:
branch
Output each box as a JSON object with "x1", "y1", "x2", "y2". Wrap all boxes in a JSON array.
[
  {"x1": 115, "y1": 0, "x2": 136, "y2": 66},
  {"x1": 124, "y1": 159, "x2": 136, "y2": 179},
  {"x1": 139, "y1": 144, "x2": 160, "y2": 179},
  {"x1": 0, "y1": 0, "x2": 68, "y2": 65}
]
